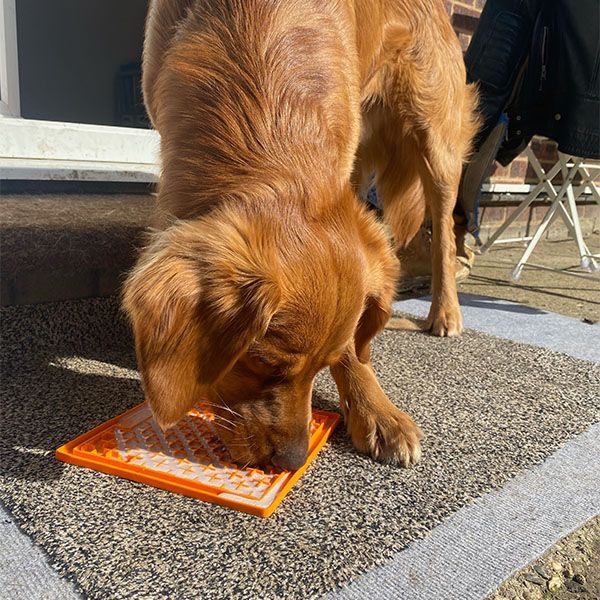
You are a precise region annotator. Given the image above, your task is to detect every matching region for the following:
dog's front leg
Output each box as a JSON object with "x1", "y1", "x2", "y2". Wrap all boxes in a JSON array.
[
  {"x1": 427, "y1": 193, "x2": 463, "y2": 337},
  {"x1": 330, "y1": 351, "x2": 422, "y2": 467}
]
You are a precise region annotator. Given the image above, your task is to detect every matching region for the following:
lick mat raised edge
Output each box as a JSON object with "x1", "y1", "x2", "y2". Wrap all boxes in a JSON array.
[{"x1": 56, "y1": 402, "x2": 340, "y2": 517}]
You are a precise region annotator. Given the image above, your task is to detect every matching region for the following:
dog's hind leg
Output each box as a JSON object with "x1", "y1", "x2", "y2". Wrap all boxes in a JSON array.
[
  {"x1": 376, "y1": 137, "x2": 428, "y2": 251},
  {"x1": 359, "y1": 110, "x2": 463, "y2": 335},
  {"x1": 368, "y1": 17, "x2": 479, "y2": 337},
  {"x1": 378, "y1": 119, "x2": 467, "y2": 337},
  {"x1": 415, "y1": 131, "x2": 465, "y2": 336},
  {"x1": 409, "y1": 83, "x2": 479, "y2": 337}
]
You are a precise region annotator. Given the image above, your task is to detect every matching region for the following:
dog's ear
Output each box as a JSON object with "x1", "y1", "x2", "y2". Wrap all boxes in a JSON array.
[
  {"x1": 122, "y1": 220, "x2": 281, "y2": 428},
  {"x1": 354, "y1": 211, "x2": 400, "y2": 364},
  {"x1": 355, "y1": 296, "x2": 391, "y2": 364}
]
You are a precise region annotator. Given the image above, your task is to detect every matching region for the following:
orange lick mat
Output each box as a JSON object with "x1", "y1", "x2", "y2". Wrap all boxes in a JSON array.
[{"x1": 56, "y1": 403, "x2": 340, "y2": 517}]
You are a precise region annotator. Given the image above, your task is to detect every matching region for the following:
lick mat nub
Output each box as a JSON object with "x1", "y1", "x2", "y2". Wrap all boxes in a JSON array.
[{"x1": 55, "y1": 402, "x2": 339, "y2": 517}]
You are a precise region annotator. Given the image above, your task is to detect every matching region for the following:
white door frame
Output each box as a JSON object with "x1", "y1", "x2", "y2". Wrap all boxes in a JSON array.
[
  {"x1": 0, "y1": 0, "x2": 20, "y2": 117},
  {"x1": 0, "y1": 0, "x2": 160, "y2": 183}
]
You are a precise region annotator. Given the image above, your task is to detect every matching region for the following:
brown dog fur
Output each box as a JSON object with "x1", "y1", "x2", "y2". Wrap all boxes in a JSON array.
[{"x1": 122, "y1": 0, "x2": 478, "y2": 469}]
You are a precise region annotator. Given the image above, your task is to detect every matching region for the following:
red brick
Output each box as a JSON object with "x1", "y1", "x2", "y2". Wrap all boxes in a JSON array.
[
  {"x1": 479, "y1": 206, "x2": 507, "y2": 224},
  {"x1": 530, "y1": 138, "x2": 558, "y2": 161},
  {"x1": 451, "y1": 3, "x2": 481, "y2": 17},
  {"x1": 509, "y1": 158, "x2": 528, "y2": 181},
  {"x1": 490, "y1": 163, "x2": 511, "y2": 180}
]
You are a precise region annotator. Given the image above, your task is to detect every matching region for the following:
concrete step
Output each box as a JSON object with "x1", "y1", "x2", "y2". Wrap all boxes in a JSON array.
[
  {"x1": 1, "y1": 192, "x2": 597, "y2": 306},
  {"x1": 1, "y1": 194, "x2": 154, "y2": 305}
]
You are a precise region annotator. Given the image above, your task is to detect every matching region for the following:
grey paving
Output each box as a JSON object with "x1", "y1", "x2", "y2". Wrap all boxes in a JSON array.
[
  {"x1": 0, "y1": 508, "x2": 82, "y2": 600},
  {"x1": 393, "y1": 293, "x2": 600, "y2": 363}
]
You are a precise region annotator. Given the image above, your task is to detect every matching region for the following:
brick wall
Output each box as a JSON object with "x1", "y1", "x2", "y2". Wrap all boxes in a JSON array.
[{"x1": 447, "y1": 1, "x2": 485, "y2": 51}]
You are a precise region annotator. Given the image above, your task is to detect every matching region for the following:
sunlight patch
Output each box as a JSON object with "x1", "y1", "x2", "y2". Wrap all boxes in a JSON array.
[{"x1": 50, "y1": 357, "x2": 140, "y2": 380}]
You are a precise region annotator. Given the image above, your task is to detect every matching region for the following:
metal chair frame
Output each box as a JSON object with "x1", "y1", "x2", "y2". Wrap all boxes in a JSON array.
[{"x1": 478, "y1": 145, "x2": 600, "y2": 281}]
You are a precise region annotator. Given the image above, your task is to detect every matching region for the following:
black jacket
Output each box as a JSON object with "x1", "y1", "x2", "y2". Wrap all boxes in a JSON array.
[{"x1": 466, "y1": 0, "x2": 600, "y2": 163}]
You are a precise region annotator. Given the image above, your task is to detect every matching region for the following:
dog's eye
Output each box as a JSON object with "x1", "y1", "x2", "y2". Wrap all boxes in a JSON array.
[
  {"x1": 240, "y1": 351, "x2": 287, "y2": 379},
  {"x1": 255, "y1": 354, "x2": 288, "y2": 377}
]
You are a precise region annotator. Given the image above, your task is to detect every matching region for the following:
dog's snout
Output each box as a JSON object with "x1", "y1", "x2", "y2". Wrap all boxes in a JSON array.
[{"x1": 271, "y1": 441, "x2": 309, "y2": 470}]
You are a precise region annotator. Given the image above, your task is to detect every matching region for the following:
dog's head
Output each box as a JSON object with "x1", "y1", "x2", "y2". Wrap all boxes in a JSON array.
[{"x1": 123, "y1": 192, "x2": 397, "y2": 469}]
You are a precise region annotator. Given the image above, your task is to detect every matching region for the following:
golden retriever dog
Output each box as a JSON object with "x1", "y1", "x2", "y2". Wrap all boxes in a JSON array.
[{"x1": 123, "y1": 0, "x2": 478, "y2": 470}]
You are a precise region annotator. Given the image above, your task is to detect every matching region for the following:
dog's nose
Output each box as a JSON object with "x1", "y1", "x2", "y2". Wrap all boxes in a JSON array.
[{"x1": 271, "y1": 443, "x2": 308, "y2": 470}]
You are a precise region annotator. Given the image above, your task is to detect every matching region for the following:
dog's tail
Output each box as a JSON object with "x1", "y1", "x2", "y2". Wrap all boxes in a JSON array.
[{"x1": 385, "y1": 316, "x2": 425, "y2": 332}]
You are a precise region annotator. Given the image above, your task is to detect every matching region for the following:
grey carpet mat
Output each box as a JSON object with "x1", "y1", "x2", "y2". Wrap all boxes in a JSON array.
[{"x1": 1, "y1": 298, "x2": 599, "y2": 600}]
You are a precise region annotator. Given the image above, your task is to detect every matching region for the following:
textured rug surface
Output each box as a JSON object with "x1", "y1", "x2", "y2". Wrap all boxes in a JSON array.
[{"x1": 1, "y1": 298, "x2": 599, "y2": 600}]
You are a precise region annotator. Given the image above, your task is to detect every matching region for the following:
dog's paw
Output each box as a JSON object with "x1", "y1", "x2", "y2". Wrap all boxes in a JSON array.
[
  {"x1": 426, "y1": 303, "x2": 463, "y2": 337},
  {"x1": 348, "y1": 405, "x2": 422, "y2": 467}
]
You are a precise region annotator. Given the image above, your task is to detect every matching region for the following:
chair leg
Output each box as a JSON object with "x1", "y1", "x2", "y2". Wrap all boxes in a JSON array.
[
  {"x1": 510, "y1": 202, "x2": 559, "y2": 280},
  {"x1": 478, "y1": 182, "x2": 542, "y2": 253},
  {"x1": 480, "y1": 144, "x2": 599, "y2": 279},
  {"x1": 510, "y1": 155, "x2": 582, "y2": 280},
  {"x1": 563, "y1": 180, "x2": 599, "y2": 271},
  {"x1": 478, "y1": 148, "x2": 563, "y2": 253}
]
